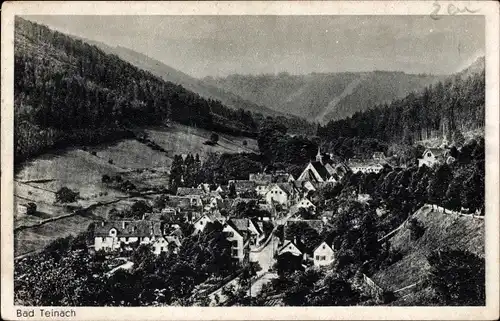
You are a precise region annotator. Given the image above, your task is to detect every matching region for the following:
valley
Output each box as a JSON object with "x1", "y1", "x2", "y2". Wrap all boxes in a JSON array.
[{"x1": 11, "y1": 15, "x2": 487, "y2": 309}]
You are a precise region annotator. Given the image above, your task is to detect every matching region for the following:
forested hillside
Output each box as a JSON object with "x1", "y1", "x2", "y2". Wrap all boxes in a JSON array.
[
  {"x1": 317, "y1": 59, "x2": 485, "y2": 145},
  {"x1": 84, "y1": 41, "x2": 284, "y2": 118},
  {"x1": 14, "y1": 18, "x2": 259, "y2": 163},
  {"x1": 204, "y1": 71, "x2": 439, "y2": 123}
]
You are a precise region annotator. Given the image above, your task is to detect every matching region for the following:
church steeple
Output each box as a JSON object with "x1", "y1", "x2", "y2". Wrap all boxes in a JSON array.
[{"x1": 316, "y1": 146, "x2": 323, "y2": 164}]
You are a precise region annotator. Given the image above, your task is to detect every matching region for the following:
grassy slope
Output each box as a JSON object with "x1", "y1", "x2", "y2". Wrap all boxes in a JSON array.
[{"x1": 372, "y1": 204, "x2": 484, "y2": 303}]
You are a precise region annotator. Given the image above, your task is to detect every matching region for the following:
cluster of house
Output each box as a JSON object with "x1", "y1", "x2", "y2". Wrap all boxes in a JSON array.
[
  {"x1": 276, "y1": 219, "x2": 336, "y2": 268},
  {"x1": 93, "y1": 148, "x2": 428, "y2": 264}
]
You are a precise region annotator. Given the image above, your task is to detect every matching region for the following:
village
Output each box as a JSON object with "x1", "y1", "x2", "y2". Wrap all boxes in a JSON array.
[{"x1": 89, "y1": 145, "x2": 454, "y2": 298}]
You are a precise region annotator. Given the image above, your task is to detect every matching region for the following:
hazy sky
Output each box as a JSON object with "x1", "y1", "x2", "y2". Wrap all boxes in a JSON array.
[{"x1": 23, "y1": 15, "x2": 484, "y2": 78}]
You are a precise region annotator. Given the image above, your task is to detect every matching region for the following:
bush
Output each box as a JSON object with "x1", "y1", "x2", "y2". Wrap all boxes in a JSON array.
[
  {"x1": 55, "y1": 187, "x2": 79, "y2": 203},
  {"x1": 108, "y1": 159, "x2": 113, "y2": 164},
  {"x1": 101, "y1": 174, "x2": 111, "y2": 183},
  {"x1": 90, "y1": 151, "x2": 97, "y2": 156},
  {"x1": 242, "y1": 140, "x2": 248, "y2": 146},
  {"x1": 26, "y1": 202, "x2": 37, "y2": 215},
  {"x1": 408, "y1": 218, "x2": 425, "y2": 240},
  {"x1": 210, "y1": 133, "x2": 219, "y2": 144}
]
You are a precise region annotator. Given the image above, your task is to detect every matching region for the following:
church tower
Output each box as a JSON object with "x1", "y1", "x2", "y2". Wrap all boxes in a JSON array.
[{"x1": 316, "y1": 146, "x2": 323, "y2": 165}]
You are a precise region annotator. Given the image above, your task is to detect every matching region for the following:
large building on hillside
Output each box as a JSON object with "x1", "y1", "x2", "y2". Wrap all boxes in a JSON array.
[{"x1": 94, "y1": 220, "x2": 181, "y2": 255}]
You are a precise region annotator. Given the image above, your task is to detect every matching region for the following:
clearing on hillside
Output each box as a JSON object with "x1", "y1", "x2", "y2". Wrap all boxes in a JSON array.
[
  {"x1": 144, "y1": 123, "x2": 258, "y2": 161},
  {"x1": 372, "y1": 204, "x2": 484, "y2": 305}
]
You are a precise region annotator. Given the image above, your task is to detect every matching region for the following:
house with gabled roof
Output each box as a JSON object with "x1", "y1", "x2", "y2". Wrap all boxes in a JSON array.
[
  {"x1": 265, "y1": 183, "x2": 299, "y2": 207},
  {"x1": 277, "y1": 239, "x2": 305, "y2": 259},
  {"x1": 295, "y1": 198, "x2": 316, "y2": 212},
  {"x1": 313, "y1": 241, "x2": 335, "y2": 267},
  {"x1": 222, "y1": 218, "x2": 265, "y2": 262},
  {"x1": 418, "y1": 148, "x2": 448, "y2": 168}
]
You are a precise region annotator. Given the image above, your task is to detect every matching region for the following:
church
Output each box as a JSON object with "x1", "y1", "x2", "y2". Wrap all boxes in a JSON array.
[{"x1": 297, "y1": 148, "x2": 349, "y2": 184}]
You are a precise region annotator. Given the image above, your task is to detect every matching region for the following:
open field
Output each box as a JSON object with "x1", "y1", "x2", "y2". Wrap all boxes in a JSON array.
[
  {"x1": 14, "y1": 122, "x2": 258, "y2": 256},
  {"x1": 87, "y1": 139, "x2": 171, "y2": 169},
  {"x1": 145, "y1": 123, "x2": 258, "y2": 161},
  {"x1": 15, "y1": 215, "x2": 94, "y2": 256}
]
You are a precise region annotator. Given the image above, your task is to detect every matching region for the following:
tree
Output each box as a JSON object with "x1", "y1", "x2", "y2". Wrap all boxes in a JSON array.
[
  {"x1": 427, "y1": 164, "x2": 452, "y2": 206},
  {"x1": 408, "y1": 218, "x2": 425, "y2": 240},
  {"x1": 210, "y1": 133, "x2": 219, "y2": 145},
  {"x1": 452, "y1": 129, "x2": 465, "y2": 147},
  {"x1": 26, "y1": 202, "x2": 37, "y2": 215},
  {"x1": 427, "y1": 249, "x2": 485, "y2": 305},
  {"x1": 445, "y1": 175, "x2": 462, "y2": 211},
  {"x1": 55, "y1": 187, "x2": 79, "y2": 203}
]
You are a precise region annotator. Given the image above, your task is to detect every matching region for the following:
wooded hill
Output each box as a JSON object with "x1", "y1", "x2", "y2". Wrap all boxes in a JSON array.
[
  {"x1": 317, "y1": 58, "x2": 485, "y2": 145},
  {"x1": 81, "y1": 40, "x2": 285, "y2": 118},
  {"x1": 204, "y1": 71, "x2": 440, "y2": 123},
  {"x1": 13, "y1": 18, "x2": 264, "y2": 163}
]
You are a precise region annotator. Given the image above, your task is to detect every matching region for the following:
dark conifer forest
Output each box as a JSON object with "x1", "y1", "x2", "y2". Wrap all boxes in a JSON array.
[
  {"x1": 317, "y1": 66, "x2": 485, "y2": 144},
  {"x1": 14, "y1": 17, "x2": 262, "y2": 163}
]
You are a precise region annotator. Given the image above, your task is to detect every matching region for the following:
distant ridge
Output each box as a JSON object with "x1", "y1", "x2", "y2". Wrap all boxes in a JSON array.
[
  {"x1": 204, "y1": 71, "x2": 441, "y2": 123},
  {"x1": 83, "y1": 39, "x2": 285, "y2": 118}
]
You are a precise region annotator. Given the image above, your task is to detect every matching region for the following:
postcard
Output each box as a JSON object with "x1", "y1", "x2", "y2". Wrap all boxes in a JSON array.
[{"x1": 1, "y1": 1, "x2": 499, "y2": 320}]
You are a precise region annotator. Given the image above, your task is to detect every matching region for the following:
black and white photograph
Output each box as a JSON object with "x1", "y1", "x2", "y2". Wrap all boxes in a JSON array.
[{"x1": 1, "y1": 1, "x2": 499, "y2": 319}]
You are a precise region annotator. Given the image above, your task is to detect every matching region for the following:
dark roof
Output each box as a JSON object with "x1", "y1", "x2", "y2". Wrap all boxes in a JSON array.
[
  {"x1": 300, "y1": 169, "x2": 320, "y2": 183},
  {"x1": 231, "y1": 180, "x2": 257, "y2": 192},
  {"x1": 94, "y1": 220, "x2": 162, "y2": 237},
  {"x1": 285, "y1": 219, "x2": 325, "y2": 234},
  {"x1": 229, "y1": 218, "x2": 250, "y2": 232},
  {"x1": 424, "y1": 148, "x2": 447, "y2": 157},
  {"x1": 310, "y1": 161, "x2": 331, "y2": 181},
  {"x1": 176, "y1": 187, "x2": 205, "y2": 196},
  {"x1": 348, "y1": 159, "x2": 384, "y2": 167},
  {"x1": 273, "y1": 173, "x2": 294, "y2": 183},
  {"x1": 313, "y1": 241, "x2": 334, "y2": 253},
  {"x1": 278, "y1": 240, "x2": 304, "y2": 255},
  {"x1": 249, "y1": 173, "x2": 273, "y2": 183},
  {"x1": 276, "y1": 183, "x2": 295, "y2": 195}
]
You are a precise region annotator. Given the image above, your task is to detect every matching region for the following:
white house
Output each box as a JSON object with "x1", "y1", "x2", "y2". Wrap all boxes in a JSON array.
[
  {"x1": 296, "y1": 198, "x2": 316, "y2": 211},
  {"x1": 193, "y1": 214, "x2": 213, "y2": 234},
  {"x1": 265, "y1": 184, "x2": 289, "y2": 207},
  {"x1": 255, "y1": 184, "x2": 270, "y2": 197},
  {"x1": 277, "y1": 240, "x2": 305, "y2": 260},
  {"x1": 223, "y1": 218, "x2": 265, "y2": 262},
  {"x1": 418, "y1": 148, "x2": 447, "y2": 167},
  {"x1": 265, "y1": 183, "x2": 300, "y2": 207},
  {"x1": 349, "y1": 160, "x2": 384, "y2": 174},
  {"x1": 313, "y1": 241, "x2": 335, "y2": 267}
]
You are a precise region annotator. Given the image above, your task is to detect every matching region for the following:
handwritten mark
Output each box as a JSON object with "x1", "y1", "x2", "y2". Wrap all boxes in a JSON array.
[{"x1": 430, "y1": 1, "x2": 480, "y2": 20}]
